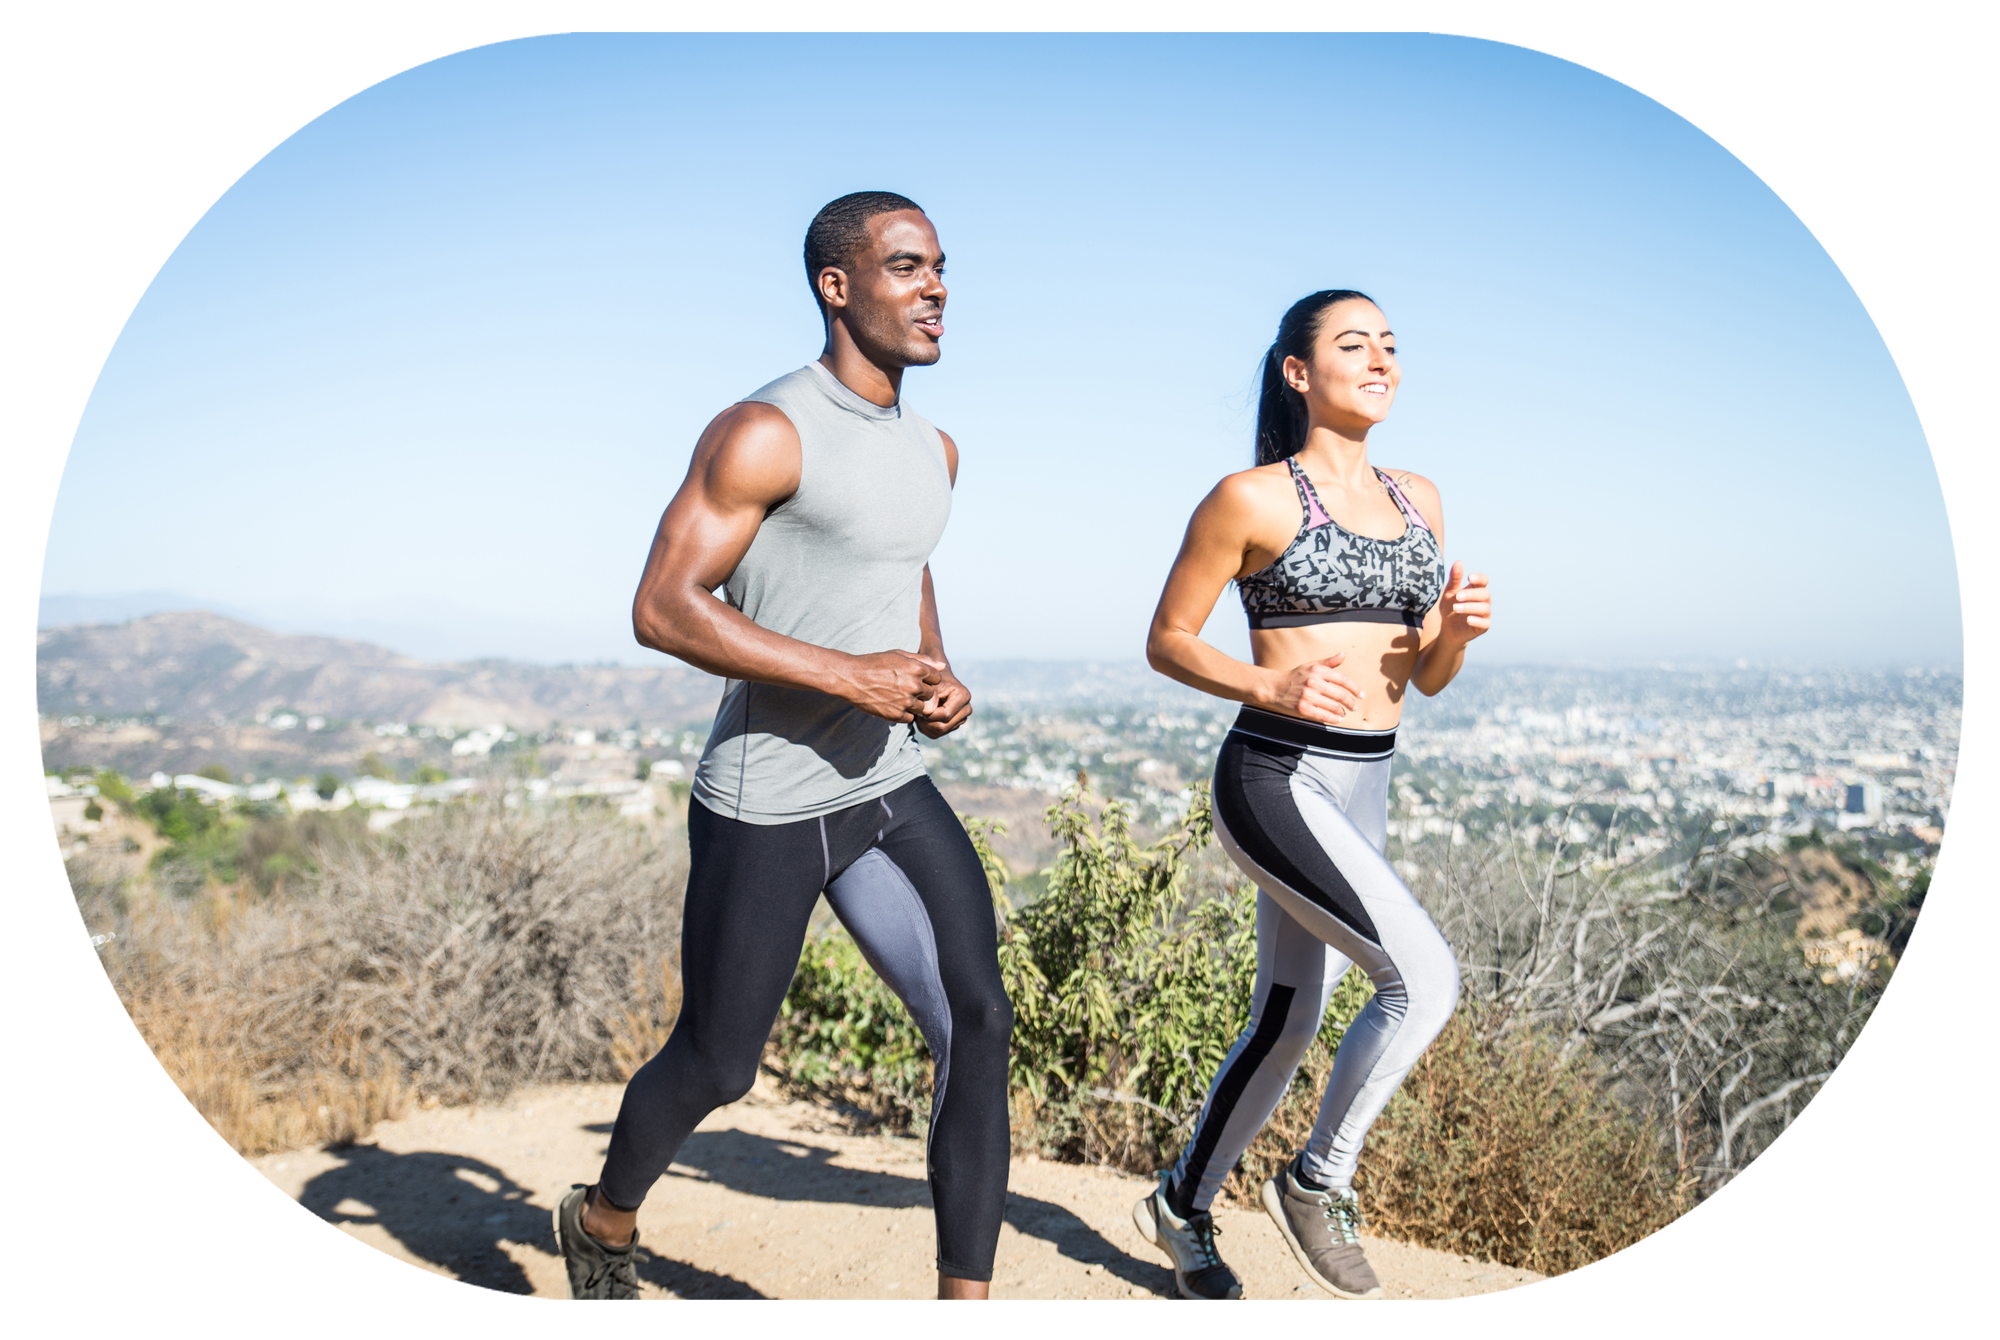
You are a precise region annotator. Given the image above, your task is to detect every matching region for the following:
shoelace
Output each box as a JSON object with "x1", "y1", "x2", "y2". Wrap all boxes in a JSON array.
[
  {"x1": 1316, "y1": 1190, "x2": 1363, "y2": 1246},
  {"x1": 1185, "y1": 1212, "x2": 1226, "y2": 1267},
  {"x1": 584, "y1": 1250, "x2": 640, "y2": 1294}
]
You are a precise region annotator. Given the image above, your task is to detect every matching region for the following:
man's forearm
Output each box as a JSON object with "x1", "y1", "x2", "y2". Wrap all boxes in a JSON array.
[
  {"x1": 637, "y1": 586, "x2": 858, "y2": 694},
  {"x1": 916, "y1": 565, "x2": 950, "y2": 665}
]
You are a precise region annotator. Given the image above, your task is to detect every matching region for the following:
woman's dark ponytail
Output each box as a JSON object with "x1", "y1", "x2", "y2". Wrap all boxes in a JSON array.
[{"x1": 1253, "y1": 289, "x2": 1374, "y2": 466}]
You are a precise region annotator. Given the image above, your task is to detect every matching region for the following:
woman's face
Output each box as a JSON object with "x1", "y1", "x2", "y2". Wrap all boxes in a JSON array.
[{"x1": 1284, "y1": 299, "x2": 1399, "y2": 430}]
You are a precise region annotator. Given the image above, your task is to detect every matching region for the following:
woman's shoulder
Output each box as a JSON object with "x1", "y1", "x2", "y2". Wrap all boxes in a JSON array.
[
  {"x1": 1208, "y1": 461, "x2": 1298, "y2": 507},
  {"x1": 1376, "y1": 467, "x2": 1444, "y2": 529},
  {"x1": 1376, "y1": 465, "x2": 1438, "y2": 497}
]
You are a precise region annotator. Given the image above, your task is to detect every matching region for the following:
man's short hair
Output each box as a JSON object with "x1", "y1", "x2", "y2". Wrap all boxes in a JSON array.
[{"x1": 803, "y1": 191, "x2": 924, "y2": 311}]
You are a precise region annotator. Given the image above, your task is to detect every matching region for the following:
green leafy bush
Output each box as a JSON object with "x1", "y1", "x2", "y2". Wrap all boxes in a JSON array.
[
  {"x1": 136, "y1": 785, "x2": 222, "y2": 845},
  {"x1": 995, "y1": 781, "x2": 1374, "y2": 1170},
  {"x1": 94, "y1": 769, "x2": 136, "y2": 808},
  {"x1": 768, "y1": 781, "x2": 1369, "y2": 1168}
]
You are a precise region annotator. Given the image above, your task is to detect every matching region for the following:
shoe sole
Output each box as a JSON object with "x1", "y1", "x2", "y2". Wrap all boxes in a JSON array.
[
  {"x1": 1259, "y1": 1177, "x2": 1384, "y2": 1300},
  {"x1": 1131, "y1": 1192, "x2": 1243, "y2": 1300}
]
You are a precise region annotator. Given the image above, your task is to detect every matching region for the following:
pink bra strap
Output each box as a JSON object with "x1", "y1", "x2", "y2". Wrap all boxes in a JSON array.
[
  {"x1": 1376, "y1": 469, "x2": 1432, "y2": 533},
  {"x1": 1288, "y1": 457, "x2": 1331, "y2": 528}
]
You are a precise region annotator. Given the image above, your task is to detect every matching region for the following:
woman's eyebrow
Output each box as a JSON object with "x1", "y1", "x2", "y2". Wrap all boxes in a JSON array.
[{"x1": 1330, "y1": 328, "x2": 1394, "y2": 340}]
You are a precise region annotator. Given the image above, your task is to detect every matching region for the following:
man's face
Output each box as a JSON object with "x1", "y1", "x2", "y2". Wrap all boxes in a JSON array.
[{"x1": 819, "y1": 210, "x2": 947, "y2": 368}]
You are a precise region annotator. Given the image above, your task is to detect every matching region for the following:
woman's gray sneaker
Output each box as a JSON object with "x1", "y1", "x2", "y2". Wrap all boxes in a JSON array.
[
  {"x1": 1131, "y1": 1175, "x2": 1244, "y2": 1300},
  {"x1": 554, "y1": 1184, "x2": 642, "y2": 1299},
  {"x1": 1260, "y1": 1156, "x2": 1383, "y2": 1299}
]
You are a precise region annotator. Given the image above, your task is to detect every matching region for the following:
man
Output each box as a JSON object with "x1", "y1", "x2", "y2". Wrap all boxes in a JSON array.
[{"x1": 552, "y1": 192, "x2": 1013, "y2": 1301}]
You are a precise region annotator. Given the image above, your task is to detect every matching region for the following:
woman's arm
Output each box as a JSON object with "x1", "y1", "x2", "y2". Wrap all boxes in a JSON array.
[
  {"x1": 1412, "y1": 561, "x2": 1492, "y2": 695},
  {"x1": 1145, "y1": 474, "x2": 1366, "y2": 725},
  {"x1": 1392, "y1": 473, "x2": 1492, "y2": 697}
]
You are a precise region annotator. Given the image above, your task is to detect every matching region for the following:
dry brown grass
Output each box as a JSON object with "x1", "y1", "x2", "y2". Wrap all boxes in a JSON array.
[
  {"x1": 36, "y1": 980, "x2": 402, "y2": 1184},
  {"x1": 73, "y1": 800, "x2": 687, "y2": 1155},
  {"x1": 608, "y1": 952, "x2": 683, "y2": 1081},
  {"x1": 1224, "y1": 1007, "x2": 1693, "y2": 1276}
]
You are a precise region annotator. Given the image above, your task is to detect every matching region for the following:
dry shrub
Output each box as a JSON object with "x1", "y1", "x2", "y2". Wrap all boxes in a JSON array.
[
  {"x1": 37, "y1": 980, "x2": 402, "y2": 1184},
  {"x1": 296, "y1": 800, "x2": 686, "y2": 1103},
  {"x1": 609, "y1": 953, "x2": 683, "y2": 1081},
  {"x1": 80, "y1": 876, "x2": 411, "y2": 1156},
  {"x1": 73, "y1": 799, "x2": 687, "y2": 1154},
  {"x1": 1226, "y1": 1007, "x2": 1692, "y2": 1275}
]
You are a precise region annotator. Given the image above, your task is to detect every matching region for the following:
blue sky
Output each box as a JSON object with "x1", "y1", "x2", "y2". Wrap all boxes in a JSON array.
[{"x1": 41, "y1": 32, "x2": 1958, "y2": 670}]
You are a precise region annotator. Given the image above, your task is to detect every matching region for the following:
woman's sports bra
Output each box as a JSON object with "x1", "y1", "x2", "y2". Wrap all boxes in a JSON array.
[{"x1": 1237, "y1": 457, "x2": 1446, "y2": 630}]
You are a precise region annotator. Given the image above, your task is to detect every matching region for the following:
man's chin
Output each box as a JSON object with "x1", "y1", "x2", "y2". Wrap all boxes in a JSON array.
[{"x1": 905, "y1": 343, "x2": 943, "y2": 367}]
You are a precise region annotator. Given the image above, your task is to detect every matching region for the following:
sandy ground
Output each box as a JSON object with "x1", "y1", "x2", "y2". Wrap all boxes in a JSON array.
[{"x1": 252, "y1": 1077, "x2": 1543, "y2": 1301}]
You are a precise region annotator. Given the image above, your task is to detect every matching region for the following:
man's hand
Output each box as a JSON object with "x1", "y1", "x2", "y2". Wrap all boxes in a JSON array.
[
  {"x1": 1437, "y1": 562, "x2": 1492, "y2": 647},
  {"x1": 838, "y1": 650, "x2": 945, "y2": 723},
  {"x1": 914, "y1": 657, "x2": 973, "y2": 738}
]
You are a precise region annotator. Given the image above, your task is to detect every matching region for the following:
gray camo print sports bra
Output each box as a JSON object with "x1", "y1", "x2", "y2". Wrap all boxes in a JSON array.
[{"x1": 1237, "y1": 457, "x2": 1446, "y2": 630}]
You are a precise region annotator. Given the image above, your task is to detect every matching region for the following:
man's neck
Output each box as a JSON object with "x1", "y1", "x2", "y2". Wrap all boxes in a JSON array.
[{"x1": 818, "y1": 333, "x2": 902, "y2": 407}]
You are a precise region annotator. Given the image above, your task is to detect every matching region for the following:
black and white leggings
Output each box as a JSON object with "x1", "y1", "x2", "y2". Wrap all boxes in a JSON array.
[
  {"x1": 1167, "y1": 707, "x2": 1460, "y2": 1214},
  {"x1": 597, "y1": 776, "x2": 1013, "y2": 1282}
]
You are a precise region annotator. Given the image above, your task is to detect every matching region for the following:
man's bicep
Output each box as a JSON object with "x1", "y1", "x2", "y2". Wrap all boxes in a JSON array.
[{"x1": 645, "y1": 405, "x2": 802, "y2": 592}]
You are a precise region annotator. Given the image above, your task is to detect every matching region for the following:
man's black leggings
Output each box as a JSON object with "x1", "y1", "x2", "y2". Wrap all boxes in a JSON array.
[{"x1": 597, "y1": 776, "x2": 1014, "y2": 1282}]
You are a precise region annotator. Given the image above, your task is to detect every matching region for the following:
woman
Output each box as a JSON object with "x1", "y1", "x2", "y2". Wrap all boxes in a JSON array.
[{"x1": 1130, "y1": 290, "x2": 1492, "y2": 1300}]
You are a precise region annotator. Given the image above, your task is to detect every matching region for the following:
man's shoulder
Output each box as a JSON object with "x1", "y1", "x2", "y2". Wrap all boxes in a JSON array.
[
  {"x1": 691, "y1": 400, "x2": 802, "y2": 502},
  {"x1": 739, "y1": 364, "x2": 817, "y2": 408},
  {"x1": 706, "y1": 398, "x2": 799, "y2": 446}
]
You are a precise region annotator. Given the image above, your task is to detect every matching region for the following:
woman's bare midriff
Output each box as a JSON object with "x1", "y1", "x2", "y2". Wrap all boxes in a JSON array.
[{"x1": 1250, "y1": 621, "x2": 1422, "y2": 730}]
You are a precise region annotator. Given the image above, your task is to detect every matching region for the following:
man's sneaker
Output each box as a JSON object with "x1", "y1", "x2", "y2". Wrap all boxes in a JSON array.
[
  {"x1": 553, "y1": 1184, "x2": 641, "y2": 1299},
  {"x1": 1260, "y1": 1155, "x2": 1383, "y2": 1299},
  {"x1": 1131, "y1": 1174, "x2": 1244, "y2": 1300}
]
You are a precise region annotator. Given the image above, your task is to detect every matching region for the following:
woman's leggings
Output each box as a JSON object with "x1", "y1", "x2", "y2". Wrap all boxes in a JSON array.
[
  {"x1": 597, "y1": 776, "x2": 1014, "y2": 1282},
  {"x1": 1166, "y1": 707, "x2": 1460, "y2": 1214}
]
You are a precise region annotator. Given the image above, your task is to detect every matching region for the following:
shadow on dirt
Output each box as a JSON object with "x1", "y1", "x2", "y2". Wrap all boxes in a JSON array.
[
  {"x1": 296, "y1": 1143, "x2": 766, "y2": 1298},
  {"x1": 665, "y1": 1127, "x2": 1176, "y2": 1296}
]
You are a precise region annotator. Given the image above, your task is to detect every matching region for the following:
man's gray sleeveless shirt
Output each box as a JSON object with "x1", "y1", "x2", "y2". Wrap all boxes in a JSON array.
[{"x1": 691, "y1": 362, "x2": 953, "y2": 824}]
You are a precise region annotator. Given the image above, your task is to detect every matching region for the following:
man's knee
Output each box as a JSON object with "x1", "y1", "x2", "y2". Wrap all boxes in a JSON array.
[{"x1": 655, "y1": 1038, "x2": 761, "y2": 1112}]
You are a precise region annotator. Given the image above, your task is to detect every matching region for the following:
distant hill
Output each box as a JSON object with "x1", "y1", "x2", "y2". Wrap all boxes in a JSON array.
[{"x1": 37, "y1": 611, "x2": 723, "y2": 730}]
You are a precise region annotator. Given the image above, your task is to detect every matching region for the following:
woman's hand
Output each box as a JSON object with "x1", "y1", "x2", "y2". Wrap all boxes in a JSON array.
[
  {"x1": 1437, "y1": 562, "x2": 1492, "y2": 646},
  {"x1": 1260, "y1": 652, "x2": 1366, "y2": 724}
]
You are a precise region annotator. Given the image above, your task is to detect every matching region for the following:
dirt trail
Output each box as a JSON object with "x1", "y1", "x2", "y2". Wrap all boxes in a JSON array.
[{"x1": 252, "y1": 1077, "x2": 1543, "y2": 1301}]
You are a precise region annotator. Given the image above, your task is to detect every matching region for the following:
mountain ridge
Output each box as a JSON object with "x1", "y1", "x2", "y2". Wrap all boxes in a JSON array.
[{"x1": 37, "y1": 611, "x2": 724, "y2": 730}]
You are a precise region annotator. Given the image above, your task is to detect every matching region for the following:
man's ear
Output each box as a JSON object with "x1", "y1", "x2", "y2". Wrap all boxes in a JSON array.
[{"x1": 816, "y1": 266, "x2": 849, "y2": 312}]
